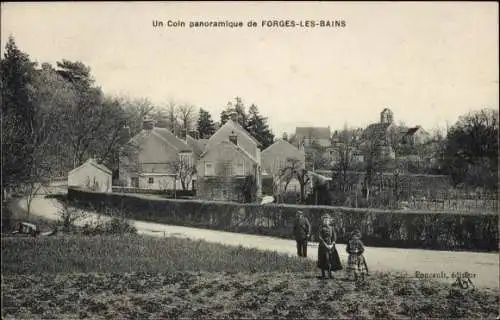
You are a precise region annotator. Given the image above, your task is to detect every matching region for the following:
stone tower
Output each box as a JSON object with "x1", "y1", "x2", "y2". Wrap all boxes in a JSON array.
[{"x1": 380, "y1": 108, "x2": 394, "y2": 124}]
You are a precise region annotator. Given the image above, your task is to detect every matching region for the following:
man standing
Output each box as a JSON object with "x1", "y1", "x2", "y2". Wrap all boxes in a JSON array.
[{"x1": 293, "y1": 210, "x2": 311, "y2": 257}]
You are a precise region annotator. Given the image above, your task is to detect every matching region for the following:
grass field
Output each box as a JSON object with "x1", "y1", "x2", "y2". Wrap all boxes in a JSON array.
[{"x1": 2, "y1": 235, "x2": 499, "y2": 319}]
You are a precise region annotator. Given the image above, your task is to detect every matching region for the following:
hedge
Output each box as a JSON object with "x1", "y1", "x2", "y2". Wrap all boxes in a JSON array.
[{"x1": 67, "y1": 188, "x2": 498, "y2": 252}]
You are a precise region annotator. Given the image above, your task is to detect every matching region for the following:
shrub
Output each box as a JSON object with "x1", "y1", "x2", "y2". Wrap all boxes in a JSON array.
[{"x1": 67, "y1": 188, "x2": 498, "y2": 251}]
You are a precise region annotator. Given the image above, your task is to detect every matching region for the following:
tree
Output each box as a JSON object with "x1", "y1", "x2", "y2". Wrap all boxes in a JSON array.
[
  {"x1": 220, "y1": 97, "x2": 247, "y2": 127},
  {"x1": 55, "y1": 60, "x2": 106, "y2": 168},
  {"x1": 279, "y1": 158, "x2": 310, "y2": 203},
  {"x1": 176, "y1": 103, "x2": 197, "y2": 138},
  {"x1": 304, "y1": 140, "x2": 329, "y2": 171},
  {"x1": 197, "y1": 108, "x2": 216, "y2": 138},
  {"x1": 120, "y1": 96, "x2": 155, "y2": 136},
  {"x1": 331, "y1": 124, "x2": 358, "y2": 193},
  {"x1": 1, "y1": 36, "x2": 38, "y2": 200},
  {"x1": 246, "y1": 104, "x2": 275, "y2": 149},
  {"x1": 442, "y1": 108, "x2": 498, "y2": 191},
  {"x1": 165, "y1": 99, "x2": 179, "y2": 134},
  {"x1": 167, "y1": 158, "x2": 197, "y2": 191}
]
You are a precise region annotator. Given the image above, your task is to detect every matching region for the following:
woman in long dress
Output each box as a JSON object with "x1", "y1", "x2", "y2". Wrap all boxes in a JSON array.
[{"x1": 317, "y1": 214, "x2": 343, "y2": 279}]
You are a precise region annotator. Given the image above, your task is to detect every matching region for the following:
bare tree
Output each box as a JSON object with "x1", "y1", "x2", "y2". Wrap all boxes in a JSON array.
[
  {"x1": 176, "y1": 103, "x2": 197, "y2": 138},
  {"x1": 279, "y1": 158, "x2": 310, "y2": 203},
  {"x1": 165, "y1": 99, "x2": 178, "y2": 134},
  {"x1": 167, "y1": 158, "x2": 197, "y2": 191},
  {"x1": 331, "y1": 124, "x2": 358, "y2": 193}
]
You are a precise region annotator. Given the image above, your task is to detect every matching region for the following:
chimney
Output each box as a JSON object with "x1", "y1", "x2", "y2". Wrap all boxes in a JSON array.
[
  {"x1": 143, "y1": 116, "x2": 155, "y2": 131},
  {"x1": 229, "y1": 131, "x2": 238, "y2": 145}
]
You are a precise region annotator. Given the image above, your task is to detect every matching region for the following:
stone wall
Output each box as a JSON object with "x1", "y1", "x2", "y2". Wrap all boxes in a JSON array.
[{"x1": 196, "y1": 176, "x2": 248, "y2": 202}]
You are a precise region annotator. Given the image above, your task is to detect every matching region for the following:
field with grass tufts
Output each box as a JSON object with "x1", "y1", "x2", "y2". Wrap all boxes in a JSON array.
[{"x1": 2, "y1": 235, "x2": 499, "y2": 319}]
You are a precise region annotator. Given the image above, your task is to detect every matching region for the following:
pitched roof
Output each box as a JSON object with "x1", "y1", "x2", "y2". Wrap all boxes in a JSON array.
[
  {"x1": 201, "y1": 140, "x2": 258, "y2": 163},
  {"x1": 186, "y1": 136, "x2": 209, "y2": 156},
  {"x1": 226, "y1": 119, "x2": 261, "y2": 146},
  {"x1": 69, "y1": 158, "x2": 112, "y2": 175},
  {"x1": 129, "y1": 127, "x2": 193, "y2": 152},
  {"x1": 405, "y1": 126, "x2": 428, "y2": 136},
  {"x1": 152, "y1": 127, "x2": 193, "y2": 152},
  {"x1": 295, "y1": 127, "x2": 331, "y2": 140},
  {"x1": 262, "y1": 139, "x2": 303, "y2": 155}
]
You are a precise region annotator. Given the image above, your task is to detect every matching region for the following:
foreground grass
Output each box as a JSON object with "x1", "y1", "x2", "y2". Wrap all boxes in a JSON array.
[
  {"x1": 1, "y1": 235, "x2": 315, "y2": 274},
  {"x1": 2, "y1": 235, "x2": 499, "y2": 319}
]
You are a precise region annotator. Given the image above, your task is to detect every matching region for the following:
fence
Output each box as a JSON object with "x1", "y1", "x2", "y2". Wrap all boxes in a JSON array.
[
  {"x1": 111, "y1": 186, "x2": 195, "y2": 199},
  {"x1": 67, "y1": 187, "x2": 498, "y2": 252}
]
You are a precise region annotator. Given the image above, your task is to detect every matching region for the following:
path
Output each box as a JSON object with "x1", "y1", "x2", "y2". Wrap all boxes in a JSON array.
[{"x1": 10, "y1": 196, "x2": 499, "y2": 289}]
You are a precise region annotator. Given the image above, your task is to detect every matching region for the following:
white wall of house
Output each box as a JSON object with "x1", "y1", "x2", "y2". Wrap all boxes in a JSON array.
[
  {"x1": 138, "y1": 174, "x2": 195, "y2": 190},
  {"x1": 68, "y1": 163, "x2": 112, "y2": 193}
]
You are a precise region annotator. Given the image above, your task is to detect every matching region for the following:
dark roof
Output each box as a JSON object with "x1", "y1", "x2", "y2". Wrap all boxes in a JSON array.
[
  {"x1": 295, "y1": 127, "x2": 331, "y2": 140},
  {"x1": 405, "y1": 127, "x2": 421, "y2": 135}
]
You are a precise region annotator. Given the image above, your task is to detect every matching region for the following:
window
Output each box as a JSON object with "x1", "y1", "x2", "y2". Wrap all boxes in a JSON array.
[
  {"x1": 222, "y1": 161, "x2": 233, "y2": 176},
  {"x1": 235, "y1": 161, "x2": 244, "y2": 176},
  {"x1": 205, "y1": 162, "x2": 214, "y2": 176},
  {"x1": 148, "y1": 177, "x2": 154, "y2": 184}
]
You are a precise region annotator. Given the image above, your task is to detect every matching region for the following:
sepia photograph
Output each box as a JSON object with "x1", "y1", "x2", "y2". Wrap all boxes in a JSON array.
[{"x1": 1, "y1": 1, "x2": 498, "y2": 319}]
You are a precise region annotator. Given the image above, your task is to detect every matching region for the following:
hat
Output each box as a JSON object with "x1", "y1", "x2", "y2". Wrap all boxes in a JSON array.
[{"x1": 351, "y1": 229, "x2": 361, "y2": 237}]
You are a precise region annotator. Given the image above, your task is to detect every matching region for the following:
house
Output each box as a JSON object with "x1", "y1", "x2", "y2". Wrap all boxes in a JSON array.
[
  {"x1": 119, "y1": 118, "x2": 197, "y2": 190},
  {"x1": 261, "y1": 138, "x2": 305, "y2": 193},
  {"x1": 68, "y1": 158, "x2": 112, "y2": 193},
  {"x1": 196, "y1": 113, "x2": 262, "y2": 202},
  {"x1": 402, "y1": 126, "x2": 431, "y2": 146},
  {"x1": 295, "y1": 126, "x2": 332, "y2": 148}
]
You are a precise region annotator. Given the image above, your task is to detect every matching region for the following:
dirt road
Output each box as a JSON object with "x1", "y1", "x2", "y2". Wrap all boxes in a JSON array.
[{"x1": 11, "y1": 196, "x2": 499, "y2": 289}]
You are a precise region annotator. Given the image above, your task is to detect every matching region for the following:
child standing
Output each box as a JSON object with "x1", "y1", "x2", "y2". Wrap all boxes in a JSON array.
[{"x1": 346, "y1": 229, "x2": 367, "y2": 281}]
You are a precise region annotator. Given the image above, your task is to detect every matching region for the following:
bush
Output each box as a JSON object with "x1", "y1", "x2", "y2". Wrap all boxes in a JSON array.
[
  {"x1": 1, "y1": 202, "x2": 13, "y2": 232},
  {"x1": 82, "y1": 208, "x2": 137, "y2": 236},
  {"x1": 67, "y1": 188, "x2": 498, "y2": 252}
]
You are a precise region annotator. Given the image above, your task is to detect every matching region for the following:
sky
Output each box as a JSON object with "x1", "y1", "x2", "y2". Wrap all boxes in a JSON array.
[{"x1": 1, "y1": 2, "x2": 498, "y2": 137}]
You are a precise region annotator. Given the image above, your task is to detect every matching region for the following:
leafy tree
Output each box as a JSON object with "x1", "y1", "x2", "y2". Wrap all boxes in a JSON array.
[
  {"x1": 197, "y1": 108, "x2": 216, "y2": 138},
  {"x1": 442, "y1": 108, "x2": 498, "y2": 191},
  {"x1": 1, "y1": 36, "x2": 38, "y2": 199},
  {"x1": 246, "y1": 104, "x2": 275, "y2": 149}
]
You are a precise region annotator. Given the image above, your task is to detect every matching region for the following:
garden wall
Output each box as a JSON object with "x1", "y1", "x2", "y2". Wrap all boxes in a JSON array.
[{"x1": 67, "y1": 188, "x2": 498, "y2": 252}]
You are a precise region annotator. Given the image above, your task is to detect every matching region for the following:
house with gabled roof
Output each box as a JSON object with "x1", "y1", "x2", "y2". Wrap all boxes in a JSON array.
[
  {"x1": 119, "y1": 118, "x2": 198, "y2": 190},
  {"x1": 295, "y1": 126, "x2": 332, "y2": 148},
  {"x1": 196, "y1": 113, "x2": 262, "y2": 202},
  {"x1": 68, "y1": 158, "x2": 112, "y2": 193}
]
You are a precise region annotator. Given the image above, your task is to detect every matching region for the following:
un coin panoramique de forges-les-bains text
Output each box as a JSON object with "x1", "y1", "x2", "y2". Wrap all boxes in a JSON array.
[{"x1": 152, "y1": 19, "x2": 347, "y2": 29}]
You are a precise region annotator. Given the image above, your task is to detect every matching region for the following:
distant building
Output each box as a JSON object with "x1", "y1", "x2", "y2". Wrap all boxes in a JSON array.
[
  {"x1": 295, "y1": 126, "x2": 332, "y2": 148},
  {"x1": 261, "y1": 139, "x2": 305, "y2": 193},
  {"x1": 68, "y1": 158, "x2": 112, "y2": 193}
]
